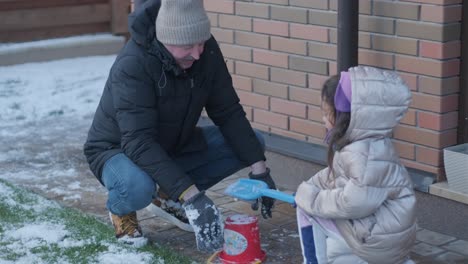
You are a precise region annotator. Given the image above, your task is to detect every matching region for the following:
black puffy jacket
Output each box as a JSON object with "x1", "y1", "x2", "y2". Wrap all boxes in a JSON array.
[{"x1": 83, "y1": 0, "x2": 265, "y2": 200}]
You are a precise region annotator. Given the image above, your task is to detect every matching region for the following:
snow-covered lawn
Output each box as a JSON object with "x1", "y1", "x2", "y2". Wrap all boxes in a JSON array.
[
  {"x1": 0, "y1": 179, "x2": 194, "y2": 264},
  {"x1": 0, "y1": 50, "x2": 196, "y2": 263}
]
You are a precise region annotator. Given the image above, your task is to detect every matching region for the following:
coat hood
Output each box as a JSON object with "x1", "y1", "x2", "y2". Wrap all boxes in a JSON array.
[
  {"x1": 128, "y1": 0, "x2": 160, "y2": 47},
  {"x1": 345, "y1": 66, "x2": 412, "y2": 142}
]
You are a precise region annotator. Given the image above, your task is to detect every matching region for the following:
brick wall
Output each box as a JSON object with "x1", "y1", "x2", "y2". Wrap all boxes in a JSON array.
[{"x1": 205, "y1": 0, "x2": 463, "y2": 180}]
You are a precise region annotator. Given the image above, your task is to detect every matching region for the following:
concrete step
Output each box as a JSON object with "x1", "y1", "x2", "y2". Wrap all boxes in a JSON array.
[{"x1": 0, "y1": 34, "x2": 125, "y2": 66}]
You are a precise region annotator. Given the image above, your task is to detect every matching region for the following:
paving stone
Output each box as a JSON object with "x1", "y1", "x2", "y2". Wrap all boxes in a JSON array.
[
  {"x1": 412, "y1": 242, "x2": 446, "y2": 256},
  {"x1": 417, "y1": 228, "x2": 457, "y2": 246},
  {"x1": 434, "y1": 251, "x2": 468, "y2": 263},
  {"x1": 442, "y1": 240, "x2": 468, "y2": 256},
  {"x1": 273, "y1": 201, "x2": 296, "y2": 215}
]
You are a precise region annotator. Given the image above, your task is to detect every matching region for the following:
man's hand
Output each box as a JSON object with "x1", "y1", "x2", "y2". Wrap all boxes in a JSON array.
[
  {"x1": 249, "y1": 168, "x2": 276, "y2": 219},
  {"x1": 182, "y1": 191, "x2": 223, "y2": 252}
]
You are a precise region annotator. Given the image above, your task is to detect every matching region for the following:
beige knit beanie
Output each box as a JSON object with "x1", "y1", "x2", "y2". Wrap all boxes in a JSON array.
[{"x1": 156, "y1": 0, "x2": 211, "y2": 45}]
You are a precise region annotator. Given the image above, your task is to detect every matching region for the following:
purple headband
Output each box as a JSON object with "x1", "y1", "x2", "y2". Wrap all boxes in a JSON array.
[{"x1": 334, "y1": 71, "x2": 352, "y2": 112}]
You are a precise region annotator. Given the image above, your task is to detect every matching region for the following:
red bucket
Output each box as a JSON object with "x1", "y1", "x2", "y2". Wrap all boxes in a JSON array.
[{"x1": 219, "y1": 214, "x2": 266, "y2": 264}]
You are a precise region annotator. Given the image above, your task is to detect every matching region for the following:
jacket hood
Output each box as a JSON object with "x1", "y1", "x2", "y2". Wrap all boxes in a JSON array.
[
  {"x1": 345, "y1": 66, "x2": 412, "y2": 142},
  {"x1": 128, "y1": 0, "x2": 160, "y2": 47}
]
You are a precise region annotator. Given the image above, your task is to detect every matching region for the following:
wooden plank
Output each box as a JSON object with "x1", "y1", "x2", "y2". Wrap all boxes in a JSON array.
[
  {"x1": 111, "y1": 0, "x2": 130, "y2": 34},
  {"x1": 0, "y1": 4, "x2": 111, "y2": 31},
  {"x1": 0, "y1": 22, "x2": 110, "y2": 42},
  {"x1": 0, "y1": 0, "x2": 108, "y2": 11}
]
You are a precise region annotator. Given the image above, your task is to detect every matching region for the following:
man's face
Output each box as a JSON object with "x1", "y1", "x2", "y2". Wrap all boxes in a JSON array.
[{"x1": 164, "y1": 42, "x2": 205, "y2": 70}]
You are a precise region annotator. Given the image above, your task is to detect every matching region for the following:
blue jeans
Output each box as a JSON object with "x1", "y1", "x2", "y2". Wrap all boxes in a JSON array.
[{"x1": 102, "y1": 126, "x2": 265, "y2": 216}]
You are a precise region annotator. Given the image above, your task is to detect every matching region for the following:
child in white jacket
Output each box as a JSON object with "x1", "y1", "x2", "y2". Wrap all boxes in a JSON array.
[{"x1": 295, "y1": 66, "x2": 417, "y2": 264}]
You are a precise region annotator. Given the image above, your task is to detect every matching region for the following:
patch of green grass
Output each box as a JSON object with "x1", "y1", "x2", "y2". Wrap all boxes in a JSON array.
[{"x1": 0, "y1": 180, "x2": 196, "y2": 264}]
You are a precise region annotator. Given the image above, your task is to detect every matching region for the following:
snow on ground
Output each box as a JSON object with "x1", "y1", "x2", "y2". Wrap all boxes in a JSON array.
[
  {"x1": 0, "y1": 52, "x2": 117, "y2": 204},
  {"x1": 0, "y1": 38, "x2": 165, "y2": 263},
  {"x1": 0, "y1": 55, "x2": 115, "y2": 125},
  {"x1": 0, "y1": 181, "x2": 159, "y2": 264}
]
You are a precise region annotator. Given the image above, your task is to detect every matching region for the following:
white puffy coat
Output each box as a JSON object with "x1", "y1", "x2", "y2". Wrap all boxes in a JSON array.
[{"x1": 296, "y1": 66, "x2": 417, "y2": 264}]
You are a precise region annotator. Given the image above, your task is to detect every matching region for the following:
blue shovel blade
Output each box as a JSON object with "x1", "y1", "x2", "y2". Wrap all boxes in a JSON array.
[{"x1": 224, "y1": 179, "x2": 295, "y2": 204}]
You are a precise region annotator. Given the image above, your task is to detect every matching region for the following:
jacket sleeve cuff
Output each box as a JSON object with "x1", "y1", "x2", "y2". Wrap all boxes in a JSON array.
[{"x1": 295, "y1": 181, "x2": 321, "y2": 215}]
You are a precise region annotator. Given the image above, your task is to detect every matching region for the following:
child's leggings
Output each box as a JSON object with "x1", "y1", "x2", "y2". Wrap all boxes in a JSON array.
[{"x1": 296, "y1": 208, "x2": 366, "y2": 264}]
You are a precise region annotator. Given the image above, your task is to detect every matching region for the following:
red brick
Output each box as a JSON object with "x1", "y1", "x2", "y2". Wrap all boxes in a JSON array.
[
  {"x1": 308, "y1": 74, "x2": 329, "y2": 90},
  {"x1": 211, "y1": 28, "x2": 234, "y2": 43},
  {"x1": 395, "y1": 56, "x2": 460, "y2": 78},
  {"x1": 253, "y1": 19, "x2": 289, "y2": 37},
  {"x1": 253, "y1": 49, "x2": 288, "y2": 68},
  {"x1": 420, "y1": 41, "x2": 461, "y2": 60},
  {"x1": 308, "y1": 106, "x2": 323, "y2": 122},
  {"x1": 399, "y1": 0, "x2": 461, "y2": 5},
  {"x1": 235, "y1": 31, "x2": 269, "y2": 49},
  {"x1": 251, "y1": 122, "x2": 270, "y2": 133},
  {"x1": 289, "y1": 87, "x2": 321, "y2": 106},
  {"x1": 401, "y1": 159, "x2": 441, "y2": 176},
  {"x1": 235, "y1": 2, "x2": 269, "y2": 18},
  {"x1": 219, "y1": 15, "x2": 252, "y2": 31},
  {"x1": 255, "y1": 0, "x2": 289, "y2": 5},
  {"x1": 270, "y1": 127, "x2": 307, "y2": 141},
  {"x1": 418, "y1": 76, "x2": 459, "y2": 96},
  {"x1": 401, "y1": 109, "x2": 416, "y2": 126},
  {"x1": 254, "y1": 109, "x2": 288, "y2": 129},
  {"x1": 418, "y1": 111, "x2": 458, "y2": 131},
  {"x1": 237, "y1": 90, "x2": 269, "y2": 109},
  {"x1": 271, "y1": 98, "x2": 307, "y2": 118},
  {"x1": 411, "y1": 93, "x2": 458, "y2": 113},
  {"x1": 399, "y1": 72, "x2": 418, "y2": 91},
  {"x1": 393, "y1": 125, "x2": 457, "y2": 148},
  {"x1": 232, "y1": 75, "x2": 252, "y2": 91},
  {"x1": 308, "y1": 42, "x2": 337, "y2": 60},
  {"x1": 290, "y1": 23, "x2": 328, "y2": 42},
  {"x1": 271, "y1": 68, "x2": 307, "y2": 87},
  {"x1": 372, "y1": 35, "x2": 418, "y2": 56},
  {"x1": 253, "y1": 79, "x2": 288, "y2": 99},
  {"x1": 220, "y1": 44, "x2": 252, "y2": 61},
  {"x1": 393, "y1": 140, "x2": 416, "y2": 160},
  {"x1": 416, "y1": 146, "x2": 443, "y2": 167},
  {"x1": 358, "y1": 49, "x2": 394, "y2": 69},
  {"x1": 235, "y1": 61, "x2": 269, "y2": 80},
  {"x1": 243, "y1": 105, "x2": 253, "y2": 121},
  {"x1": 290, "y1": 118, "x2": 326, "y2": 138},
  {"x1": 225, "y1": 59, "x2": 234, "y2": 73},
  {"x1": 207, "y1": 12, "x2": 218, "y2": 27},
  {"x1": 329, "y1": 61, "x2": 337, "y2": 76},
  {"x1": 204, "y1": 0, "x2": 234, "y2": 14},
  {"x1": 271, "y1": 36, "x2": 307, "y2": 55},
  {"x1": 421, "y1": 4, "x2": 462, "y2": 23}
]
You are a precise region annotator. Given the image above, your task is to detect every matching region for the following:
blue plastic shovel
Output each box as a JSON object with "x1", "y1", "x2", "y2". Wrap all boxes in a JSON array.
[{"x1": 224, "y1": 179, "x2": 295, "y2": 204}]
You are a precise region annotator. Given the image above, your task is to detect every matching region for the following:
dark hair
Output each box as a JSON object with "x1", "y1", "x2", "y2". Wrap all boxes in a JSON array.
[{"x1": 321, "y1": 74, "x2": 351, "y2": 173}]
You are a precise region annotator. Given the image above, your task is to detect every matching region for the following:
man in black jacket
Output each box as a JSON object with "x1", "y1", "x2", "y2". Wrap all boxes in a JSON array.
[{"x1": 84, "y1": 0, "x2": 277, "y2": 252}]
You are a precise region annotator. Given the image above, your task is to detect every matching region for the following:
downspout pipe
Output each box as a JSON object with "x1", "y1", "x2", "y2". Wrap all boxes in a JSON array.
[
  {"x1": 459, "y1": 1, "x2": 468, "y2": 143},
  {"x1": 337, "y1": 0, "x2": 359, "y2": 72}
]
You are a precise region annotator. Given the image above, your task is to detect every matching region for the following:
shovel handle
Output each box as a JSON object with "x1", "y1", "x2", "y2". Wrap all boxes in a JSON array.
[{"x1": 260, "y1": 189, "x2": 295, "y2": 204}]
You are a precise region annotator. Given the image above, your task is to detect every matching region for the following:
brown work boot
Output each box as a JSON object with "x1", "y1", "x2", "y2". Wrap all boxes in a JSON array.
[
  {"x1": 109, "y1": 211, "x2": 147, "y2": 247},
  {"x1": 145, "y1": 192, "x2": 194, "y2": 232}
]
